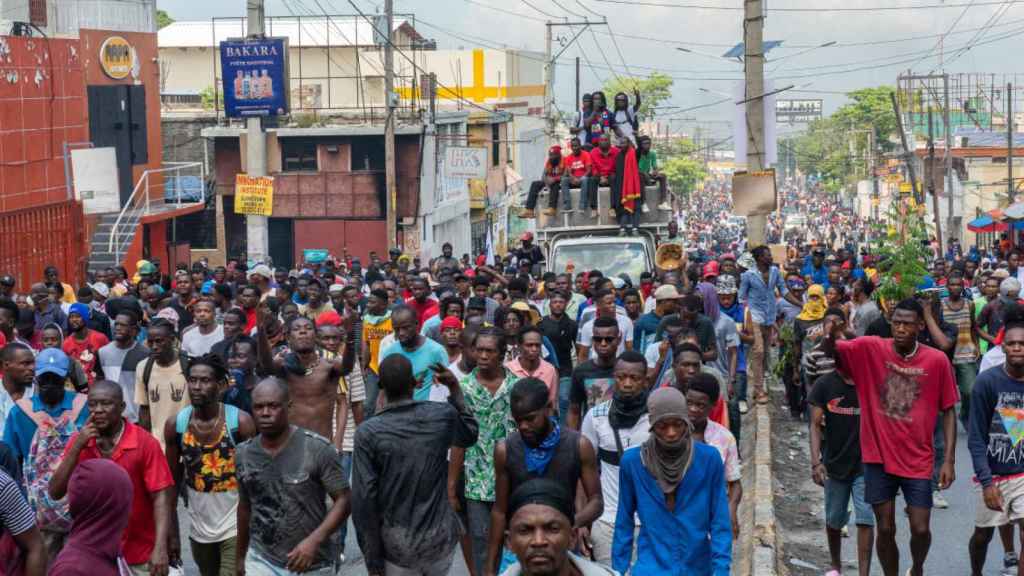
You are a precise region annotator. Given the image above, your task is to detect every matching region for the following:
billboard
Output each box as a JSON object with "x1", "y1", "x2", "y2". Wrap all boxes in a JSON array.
[
  {"x1": 445, "y1": 146, "x2": 489, "y2": 179},
  {"x1": 220, "y1": 38, "x2": 290, "y2": 117},
  {"x1": 776, "y1": 99, "x2": 823, "y2": 124},
  {"x1": 234, "y1": 174, "x2": 274, "y2": 216}
]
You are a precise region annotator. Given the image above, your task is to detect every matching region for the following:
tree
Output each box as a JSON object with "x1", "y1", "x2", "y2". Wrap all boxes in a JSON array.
[
  {"x1": 657, "y1": 136, "x2": 706, "y2": 198},
  {"x1": 157, "y1": 10, "x2": 174, "y2": 30},
  {"x1": 601, "y1": 72, "x2": 673, "y2": 119},
  {"x1": 199, "y1": 86, "x2": 223, "y2": 111}
]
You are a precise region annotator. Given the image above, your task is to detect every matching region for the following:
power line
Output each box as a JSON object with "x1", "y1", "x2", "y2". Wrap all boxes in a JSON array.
[
  {"x1": 549, "y1": 0, "x2": 589, "y2": 18},
  {"x1": 587, "y1": 0, "x2": 1019, "y2": 11},
  {"x1": 906, "y1": 0, "x2": 976, "y2": 71},
  {"x1": 944, "y1": 0, "x2": 1016, "y2": 66},
  {"x1": 520, "y1": 0, "x2": 564, "y2": 19}
]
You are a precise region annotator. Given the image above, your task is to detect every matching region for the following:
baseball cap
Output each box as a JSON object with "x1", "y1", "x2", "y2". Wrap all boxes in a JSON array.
[
  {"x1": 654, "y1": 284, "x2": 682, "y2": 300},
  {"x1": 715, "y1": 275, "x2": 738, "y2": 295},
  {"x1": 36, "y1": 348, "x2": 70, "y2": 379},
  {"x1": 247, "y1": 264, "x2": 272, "y2": 280},
  {"x1": 137, "y1": 261, "x2": 156, "y2": 275},
  {"x1": 328, "y1": 283, "x2": 346, "y2": 294},
  {"x1": 610, "y1": 277, "x2": 625, "y2": 289},
  {"x1": 0, "y1": 275, "x2": 14, "y2": 287},
  {"x1": 521, "y1": 231, "x2": 534, "y2": 242},
  {"x1": 89, "y1": 282, "x2": 110, "y2": 298},
  {"x1": 703, "y1": 261, "x2": 720, "y2": 280},
  {"x1": 787, "y1": 278, "x2": 807, "y2": 290}
]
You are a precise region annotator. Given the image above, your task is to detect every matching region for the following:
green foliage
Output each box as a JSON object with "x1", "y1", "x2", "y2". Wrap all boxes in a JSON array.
[
  {"x1": 199, "y1": 86, "x2": 222, "y2": 111},
  {"x1": 656, "y1": 137, "x2": 706, "y2": 197},
  {"x1": 601, "y1": 72, "x2": 674, "y2": 118},
  {"x1": 872, "y1": 199, "x2": 932, "y2": 305},
  {"x1": 156, "y1": 10, "x2": 174, "y2": 30}
]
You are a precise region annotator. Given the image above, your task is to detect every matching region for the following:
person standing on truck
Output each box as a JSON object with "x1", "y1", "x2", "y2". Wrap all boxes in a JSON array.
[
  {"x1": 590, "y1": 137, "x2": 620, "y2": 219},
  {"x1": 515, "y1": 232, "x2": 545, "y2": 274},
  {"x1": 570, "y1": 93, "x2": 594, "y2": 148},
  {"x1": 522, "y1": 146, "x2": 567, "y2": 220}
]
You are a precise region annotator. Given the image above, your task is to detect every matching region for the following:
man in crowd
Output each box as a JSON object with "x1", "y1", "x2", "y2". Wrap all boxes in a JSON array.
[
  {"x1": 136, "y1": 318, "x2": 190, "y2": 453},
  {"x1": 379, "y1": 306, "x2": 449, "y2": 402},
  {"x1": 613, "y1": 387, "x2": 731, "y2": 575},
  {"x1": 634, "y1": 284, "x2": 681, "y2": 355},
  {"x1": 236, "y1": 378, "x2": 351, "y2": 575},
  {"x1": 824, "y1": 299, "x2": 958, "y2": 576},
  {"x1": 561, "y1": 137, "x2": 594, "y2": 215},
  {"x1": 740, "y1": 246, "x2": 800, "y2": 405},
  {"x1": 538, "y1": 289, "x2": 578, "y2": 421},
  {"x1": 505, "y1": 326, "x2": 560, "y2": 412},
  {"x1": 50, "y1": 380, "x2": 175, "y2": 576},
  {"x1": 568, "y1": 317, "x2": 620, "y2": 429},
  {"x1": 522, "y1": 146, "x2": 567, "y2": 220},
  {"x1": 942, "y1": 272, "x2": 979, "y2": 430},
  {"x1": 0, "y1": 342, "x2": 35, "y2": 438},
  {"x1": 352, "y1": 354, "x2": 478, "y2": 575},
  {"x1": 180, "y1": 300, "x2": 224, "y2": 358},
  {"x1": 0, "y1": 464, "x2": 46, "y2": 575},
  {"x1": 31, "y1": 282, "x2": 66, "y2": 334},
  {"x1": 578, "y1": 290, "x2": 633, "y2": 361},
  {"x1": 637, "y1": 135, "x2": 671, "y2": 211},
  {"x1": 485, "y1": 377, "x2": 603, "y2": 575}
]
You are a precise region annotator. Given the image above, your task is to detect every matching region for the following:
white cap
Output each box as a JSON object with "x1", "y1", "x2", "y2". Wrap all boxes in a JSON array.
[
  {"x1": 89, "y1": 282, "x2": 110, "y2": 298},
  {"x1": 247, "y1": 264, "x2": 272, "y2": 280}
]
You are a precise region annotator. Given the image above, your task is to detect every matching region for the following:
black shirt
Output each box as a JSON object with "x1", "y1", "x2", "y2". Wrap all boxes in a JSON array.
[
  {"x1": 538, "y1": 315, "x2": 578, "y2": 378},
  {"x1": 807, "y1": 371, "x2": 862, "y2": 480},
  {"x1": 570, "y1": 359, "x2": 616, "y2": 416}
]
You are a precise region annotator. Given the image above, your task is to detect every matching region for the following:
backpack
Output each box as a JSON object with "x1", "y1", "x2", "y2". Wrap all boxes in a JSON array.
[
  {"x1": 142, "y1": 355, "x2": 190, "y2": 404},
  {"x1": 16, "y1": 394, "x2": 87, "y2": 532},
  {"x1": 175, "y1": 404, "x2": 241, "y2": 446}
]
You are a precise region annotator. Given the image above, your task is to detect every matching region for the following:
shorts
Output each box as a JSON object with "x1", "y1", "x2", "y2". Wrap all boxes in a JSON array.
[
  {"x1": 863, "y1": 463, "x2": 933, "y2": 509},
  {"x1": 824, "y1": 475, "x2": 874, "y2": 529},
  {"x1": 976, "y1": 475, "x2": 1024, "y2": 528}
]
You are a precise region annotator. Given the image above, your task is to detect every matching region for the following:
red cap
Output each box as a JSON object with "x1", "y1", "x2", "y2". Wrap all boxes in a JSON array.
[
  {"x1": 841, "y1": 261, "x2": 852, "y2": 270},
  {"x1": 441, "y1": 316, "x2": 464, "y2": 330},
  {"x1": 549, "y1": 145, "x2": 562, "y2": 154},
  {"x1": 521, "y1": 231, "x2": 534, "y2": 242},
  {"x1": 314, "y1": 310, "x2": 343, "y2": 327},
  {"x1": 703, "y1": 261, "x2": 720, "y2": 279}
]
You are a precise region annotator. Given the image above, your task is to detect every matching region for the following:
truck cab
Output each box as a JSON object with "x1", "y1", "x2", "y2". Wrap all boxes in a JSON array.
[{"x1": 531, "y1": 184, "x2": 671, "y2": 284}]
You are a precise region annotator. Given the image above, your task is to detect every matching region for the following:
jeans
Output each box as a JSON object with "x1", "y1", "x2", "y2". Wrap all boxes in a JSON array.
[
  {"x1": 558, "y1": 375, "x2": 572, "y2": 425},
  {"x1": 641, "y1": 172, "x2": 669, "y2": 204},
  {"x1": 244, "y1": 548, "x2": 336, "y2": 576},
  {"x1": 337, "y1": 451, "x2": 353, "y2": 552},
  {"x1": 525, "y1": 180, "x2": 556, "y2": 210},
  {"x1": 465, "y1": 499, "x2": 493, "y2": 575},
  {"x1": 364, "y1": 370, "x2": 380, "y2": 416},
  {"x1": 552, "y1": 174, "x2": 593, "y2": 211},
  {"x1": 954, "y1": 361, "x2": 978, "y2": 428}
]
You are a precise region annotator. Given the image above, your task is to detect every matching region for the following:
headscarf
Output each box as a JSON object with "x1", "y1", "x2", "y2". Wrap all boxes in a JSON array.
[
  {"x1": 524, "y1": 418, "x2": 561, "y2": 476},
  {"x1": 50, "y1": 459, "x2": 133, "y2": 576},
  {"x1": 796, "y1": 284, "x2": 827, "y2": 321},
  {"x1": 641, "y1": 388, "x2": 694, "y2": 494}
]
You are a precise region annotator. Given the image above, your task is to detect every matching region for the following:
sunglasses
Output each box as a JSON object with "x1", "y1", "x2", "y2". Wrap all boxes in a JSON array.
[{"x1": 592, "y1": 335, "x2": 617, "y2": 343}]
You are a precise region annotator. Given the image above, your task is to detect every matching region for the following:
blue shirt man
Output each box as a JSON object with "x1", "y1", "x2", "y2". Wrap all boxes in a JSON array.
[
  {"x1": 801, "y1": 251, "x2": 828, "y2": 286},
  {"x1": 739, "y1": 256, "x2": 789, "y2": 326},
  {"x1": 2, "y1": 348, "x2": 89, "y2": 462}
]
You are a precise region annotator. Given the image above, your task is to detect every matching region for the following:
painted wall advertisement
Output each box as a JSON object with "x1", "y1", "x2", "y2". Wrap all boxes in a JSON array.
[
  {"x1": 445, "y1": 146, "x2": 488, "y2": 179},
  {"x1": 220, "y1": 37, "x2": 290, "y2": 117},
  {"x1": 234, "y1": 174, "x2": 274, "y2": 216}
]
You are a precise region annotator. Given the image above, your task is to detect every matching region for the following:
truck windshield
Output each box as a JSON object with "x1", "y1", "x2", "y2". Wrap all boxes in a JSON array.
[{"x1": 551, "y1": 242, "x2": 648, "y2": 283}]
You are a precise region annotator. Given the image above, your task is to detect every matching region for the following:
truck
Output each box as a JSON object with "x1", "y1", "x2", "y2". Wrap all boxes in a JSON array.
[{"x1": 531, "y1": 184, "x2": 672, "y2": 284}]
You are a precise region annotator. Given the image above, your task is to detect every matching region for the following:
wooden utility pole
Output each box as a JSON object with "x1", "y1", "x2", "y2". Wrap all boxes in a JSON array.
[
  {"x1": 544, "y1": 21, "x2": 553, "y2": 139},
  {"x1": 891, "y1": 91, "x2": 921, "y2": 205},
  {"x1": 384, "y1": 0, "x2": 397, "y2": 250},
  {"x1": 1009, "y1": 82, "x2": 1015, "y2": 203},
  {"x1": 928, "y1": 107, "x2": 943, "y2": 255},
  {"x1": 245, "y1": 0, "x2": 268, "y2": 262},
  {"x1": 744, "y1": 0, "x2": 767, "y2": 245},
  {"x1": 575, "y1": 57, "x2": 580, "y2": 117}
]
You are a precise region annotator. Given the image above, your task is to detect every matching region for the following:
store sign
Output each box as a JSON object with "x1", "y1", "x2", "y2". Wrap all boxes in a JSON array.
[
  {"x1": 303, "y1": 249, "x2": 329, "y2": 263},
  {"x1": 445, "y1": 146, "x2": 488, "y2": 179},
  {"x1": 220, "y1": 37, "x2": 290, "y2": 117},
  {"x1": 99, "y1": 36, "x2": 136, "y2": 80},
  {"x1": 234, "y1": 174, "x2": 274, "y2": 216},
  {"x1": 776, "y1": 99, "x2": 822, "y2": 124}
]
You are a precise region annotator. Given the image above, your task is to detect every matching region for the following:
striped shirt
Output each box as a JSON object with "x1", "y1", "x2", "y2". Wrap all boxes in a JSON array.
[
  {"x1": 0, "y1": 468, "x2": 34, "y2": 537},
  {"x1": 942, "y1": 298, "x2": 976, "y2": 364}
]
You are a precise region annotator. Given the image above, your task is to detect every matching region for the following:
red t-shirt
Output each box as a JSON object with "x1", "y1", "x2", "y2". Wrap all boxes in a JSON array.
[
  {"x1": 64, "y1": 421, "x2": 175, "y2": 565},
  {"x1": 62, "y1": 330, "x2": 110, "y2": 386},
  {"x1": 565, "y1": 150, "x2": 592, "y2": 179},
  {"x1": 590, "y1": 146, "x2": 619, "y2": 178},
  {"x1": 404, "y1": 297, "x2": 440, "y2": 329},
  {"x1": 836, "y1": 336, "x2": 958, "y2": 479}
]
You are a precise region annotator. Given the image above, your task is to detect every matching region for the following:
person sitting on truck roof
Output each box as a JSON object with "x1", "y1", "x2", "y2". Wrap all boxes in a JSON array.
[
  {"x1": 590, "y1": 136, "x2": 620, "y2": 199},
  {"x1": 554, "y1": 138, "x2": 595, "y2": 217},
  {"x1": 638, "y1": 135, "x2": 672, "y2": 212},
  {"x1": 522, "y1": 146, "x2": 567, "y2": 219}
]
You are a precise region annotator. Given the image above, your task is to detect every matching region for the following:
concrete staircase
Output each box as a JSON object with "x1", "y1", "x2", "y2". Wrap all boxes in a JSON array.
[{"x1": 87, "y1": 213, "x2": 128, "y2": 276}]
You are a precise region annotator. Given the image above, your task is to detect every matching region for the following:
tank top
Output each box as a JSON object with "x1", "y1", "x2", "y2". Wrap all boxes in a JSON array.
[
  {"x1": 180, "y1": 416, "x2": 240, "y2": 543},
  {"x1": 505, "y1": 428, "x2": 582, "y2": 513}
]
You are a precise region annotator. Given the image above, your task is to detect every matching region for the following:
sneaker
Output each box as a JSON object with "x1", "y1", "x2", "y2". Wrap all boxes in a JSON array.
[
  {"x1": 840, "y1": 526, "x2": 849, "y2": 538},
  {"x1": 589, "y1": 209, "x2": 598, "y2": 218},
  {"x1": 658, "y1": 202, "x2": 672, "y2": 211},
  {"x1": 608, "y1": 209, "x2": 618, "y2": 218},
  {"x1": 1003, "y1": 552, "x2": 1019, "y2": 576},
  {"x1": 542, "y1": 207, "x2": 556, "y2": 216},
  {"x1": 339, "y1": 553, "x2": 346, "y2": 564},
  {"x1": 618, "y1": 228, "x2": 627, "y2": 237},
  {"x1": 738, "y1": 400, "x2": 749, "y2": 414},
  {"x1": 642, "y1": 203, "x2": 650, "y2": 213},
  {"x1": 520, "y1": 209, "x2": 535, "y2": 219},
  {"x1": 932, "y1": 491, "x2": 950, "y2": 509}
]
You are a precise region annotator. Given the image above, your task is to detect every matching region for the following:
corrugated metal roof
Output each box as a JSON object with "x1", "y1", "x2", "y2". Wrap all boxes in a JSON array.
[
  {"x1": 158, "y1": 17, "x2": 415, "y2": 48},
  {"x1": 953, "y1": 127, "x2": 1024, "y2": 148}
]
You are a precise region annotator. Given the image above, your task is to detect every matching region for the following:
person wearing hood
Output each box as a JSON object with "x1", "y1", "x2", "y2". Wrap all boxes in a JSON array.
[
  {"x1": 790, "y1": 284, "x2": 827, "y2": 418},
  {"x1": 50, "y1": 458, "x2": 133, "y2": 576},
  {"x1": 612, "y1": 387, "x2": 731, "y2": 575},
  {"x1": 579, "y1": 350, "x2": 649, "y2": 566}
]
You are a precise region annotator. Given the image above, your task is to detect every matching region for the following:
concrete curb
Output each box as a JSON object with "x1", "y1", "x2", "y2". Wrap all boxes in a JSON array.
[{"x1": 751, "y1": 403, "x2": 778, "y2": 576}]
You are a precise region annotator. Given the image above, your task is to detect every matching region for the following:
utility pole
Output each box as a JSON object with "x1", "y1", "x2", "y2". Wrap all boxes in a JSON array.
[
  {"x1": 891, "y1": 91, "x2": 921, "y2": 206},
  {"x1": 928, "y1": 107, "x2": 944, "y2": 256},
  {"x1": 544, "y1": 21, "x2": 553, "y2": 139},
  {"x1": 384, "y1": 0, "x2": 397, "y2": 251},
  {"x1": 944, "y1": 74, "x2": 954, "y2": 242},
  {"x1": 744, "y1": 0, "x2": 768, "y2": 246},
  {"x1": 245, "y1": 0, "x2": 268, "y2": 263},
  {"x1": 1009, "y1": 82, "x2": 1015, "y2": 203},
  {"x1": 575, "y1": 57, "x2": 580, "y2": 115}
]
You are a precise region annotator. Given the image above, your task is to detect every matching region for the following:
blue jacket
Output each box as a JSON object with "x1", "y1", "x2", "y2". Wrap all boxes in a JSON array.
[{"x1": 613, "y1": 443, "x2": 731, "y2": 576}]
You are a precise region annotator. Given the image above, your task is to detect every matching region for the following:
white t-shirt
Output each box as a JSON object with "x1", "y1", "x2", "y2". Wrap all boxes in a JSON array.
[
  {"x1": 181, "y1": 324, "x2": 225, "y2": 358},
  {"x1": 430, "y1": 358, "x2": 469, "y2": 403},
  {"x1": 613, "y1": 106, "x2": 638, "y2": 146},
  {"x1": 578, "y1": 315, "x2": 634, "y2": 360},
  {"x1": 980, "y1": 346, "x2": 1006, "y2": 373},
  {"x1": 581, "y1": 400, "x2": 649, "y2": 525}
]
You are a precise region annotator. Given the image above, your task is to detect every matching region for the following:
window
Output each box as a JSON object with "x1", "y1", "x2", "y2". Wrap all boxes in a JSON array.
[
  {"x1": 281, "y1": 139, "x2": 318, "y2": 172},
  {"x1": 492, "y1": 123, "x2": 501, "y2": 167}
]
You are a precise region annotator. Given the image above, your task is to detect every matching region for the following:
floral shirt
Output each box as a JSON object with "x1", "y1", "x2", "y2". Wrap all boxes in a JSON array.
[
  {"x1": 701, "y1": 419, "x2": 741, "y2": 483},
  {"x1": 461, "y1": 368, "x2": 518, "y2": 502}
]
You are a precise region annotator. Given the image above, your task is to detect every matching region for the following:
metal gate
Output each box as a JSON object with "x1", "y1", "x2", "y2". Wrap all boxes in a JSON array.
[{"x1": 0, "y1": 201, "x2": 86, "y2": 292}]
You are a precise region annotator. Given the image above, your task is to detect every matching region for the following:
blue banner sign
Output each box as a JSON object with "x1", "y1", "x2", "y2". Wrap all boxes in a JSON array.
[{"x1": 220, "y1": 37, "x2": 290, "y2": 117}]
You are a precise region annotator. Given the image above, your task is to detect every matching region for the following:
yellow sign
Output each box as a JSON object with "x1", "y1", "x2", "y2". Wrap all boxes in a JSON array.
[
  {"x1": 99, "y1": 36, "x2": 135, "y2": 80},
  {"x1": 885, "y1": 173, "x2": 903, "y2": 184},
  {"x1": 234, "y1": 174, "x2": 274, "y2": 216},
  {"x1": 899, "y1": 182, "x2": 912, "y2": 194}
]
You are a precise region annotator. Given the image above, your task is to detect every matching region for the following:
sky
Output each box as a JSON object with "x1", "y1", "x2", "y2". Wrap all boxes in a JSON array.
[{"x1": 157, "y1": 0, "x2": 1024, "y2": 139}]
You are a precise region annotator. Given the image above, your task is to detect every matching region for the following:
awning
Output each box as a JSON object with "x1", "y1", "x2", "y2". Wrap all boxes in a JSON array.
[
  {"x1": 967, "y1": 213, "x2": 1008, "y2": 233},
  {"x1": 1003, "y1": 202, "x2": 1024, "y2": 220}
]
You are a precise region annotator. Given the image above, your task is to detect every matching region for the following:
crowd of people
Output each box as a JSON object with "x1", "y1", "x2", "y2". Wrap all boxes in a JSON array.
[
  {"x1": 7, "y1": 189, "x2": 1024, "y2": 576},
  {"x1": 521, "y1": 90, "x2": 673, "y2": 236}
]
